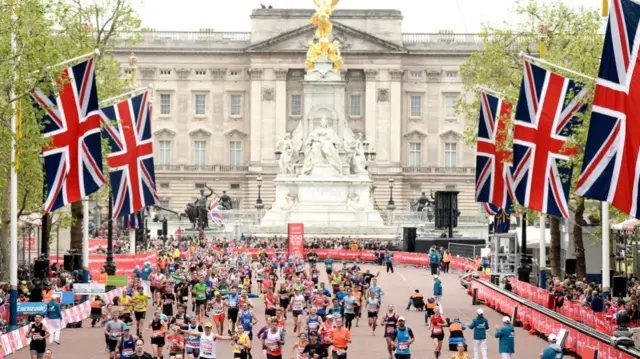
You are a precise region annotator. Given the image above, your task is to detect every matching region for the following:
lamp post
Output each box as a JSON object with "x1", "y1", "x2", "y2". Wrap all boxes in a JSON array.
[
  {"x1": 387, "y1": 177, "x2": 396, "y2": 211},
  {"x1": 128, "y1": 53, "x2": 137, "y2": 85},
  {"x1": 255, "y1": 175, "x2": 264, "y2": 209},
  {"x1": 363, "y1": 140, "x2": 377, "y2": 162},
  {"x1": 274, "y1": 150, "x2": 282, "y2": 161},
  {"x1": 104, "y1": 197, "x2": 116, "y2": 277}
]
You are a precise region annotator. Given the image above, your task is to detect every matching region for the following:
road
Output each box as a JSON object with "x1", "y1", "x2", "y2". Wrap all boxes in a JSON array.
[{"x1": 14, "y1": 263, "x2": 548, "y2": 359}]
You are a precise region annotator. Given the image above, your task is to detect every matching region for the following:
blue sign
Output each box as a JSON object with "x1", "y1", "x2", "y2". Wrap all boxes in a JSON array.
[
  {"x1": 55, "y1": 292, "x2": 76, "y2": 305},
  {"x1": 17, "y1": 302, "x2": 47, "y2": 316}
]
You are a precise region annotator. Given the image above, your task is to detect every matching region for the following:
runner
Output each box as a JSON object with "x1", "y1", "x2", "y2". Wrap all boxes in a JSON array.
[
  {"x1": 264, "y1": 287, "x2": 278, "y2": 320},
  {"x1": 119, "y1": 292, "x2": 134, "y2": 325},
  {"x1": 184, "y1": 322, "x2": 232, "y2": 359},
  {"x1": 210, "y1": 293, "x2": 227, "y2": 335},
  {"x1": 115, "y1": 325, "x2": 137, "y2": 359},
  {"x1": 27, "y1": 314, "x2": 49, "y2": 359},
  {"x1": 291, "y1": 332, "x2": 308, "y2": 359},
  {"x1": 237, "y1": 302, "x2": 258, "y2": 340},
  {"x1": 324, "y1": 256, "x2": 334, "y2": 277},
  {"x1": 149, "y1": 311, "x2": 167, "y2": 359},
  {"x1": 151, "y1": 270, "x2": 165, "y2": 307},
  {"x1": 105, "y1": 312, "x2": 126, "y2": 359},
  {"x1": 302, "y1": 332, "x2": 328, "y2": 359},
  {"x1": 225, "y1": 287, "x2": 241, "y2": 336},
  {"x1": 166, "y1": 325, "x2": 185, "y2": 359},
  {"x1": 262, "y1": 317, "x2": 286, "y2": 359},
  {"x1": 326, "y1": 316, "x2": 351, "y2": 359},
  {"x1": 129, "y1": 339, "x2": 152, "y2": 359},
  {"x1": 451, "y1": 343, "x2": 469, "y2": 359},
  {"x1": 181, "y1": 315, "x2": 203, "y2": 359},
  {"x1": 381, "y1": 305, "x2": 398, "y2": 358},
  {"x1": 192, "y1": 277, "x2": 208, "y2": 321},
  {"x1": 255, "y1": 263, "x2": 265, "y2": 294},
  {"x1": 132, "y1": 287, "x2": 148, "y2": 337},
  {"x1": 161, "y1": 285, "x2": 176, "y2": 323},
  {"x1": 342, "y1": 289, "x2": 357, "y2": 330},
  {"x1": 367, "y1": 293, "x2": 381, "y2": 335},
  {"x1": 389, "y1": 317, "x2": 414, "y2": 359},
  {"x1": 369, "y1": 278, "x2": 384, "y2": 304},
  {"x1": 427, "y1": 307, "x2": 448, "y2": 359},
  {"x1": 232, "y1": 323, "x2": 251, "y2": 359},
  {"x1": 305, "y1": 307, "x2": 323, "y2": 339},
  {"x1": 289, "y1": 287, "x2": 307, "y2": 333}
]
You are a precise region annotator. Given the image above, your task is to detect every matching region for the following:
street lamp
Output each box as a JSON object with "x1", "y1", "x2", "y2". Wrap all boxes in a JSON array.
[
  {"x1": 255, "y1": 175, "x2": 264, "y2": 210},
  {"x1": 128, "y1": 52, "x2": 137, "y2": 84},
  {"x1": 387, "y1": 177, "x2": 396, "y2": 211},
  {"x1": 274, "y1": 150, "x2": 282, "y2": 161},
  {"x1": 363, "y1": 140, "x2": 377, "y2": 162}
]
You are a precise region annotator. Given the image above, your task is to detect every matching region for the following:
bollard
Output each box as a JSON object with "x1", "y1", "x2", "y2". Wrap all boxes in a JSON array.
[{"x1": 472, "y1": 288, "x2": 478, "y2": 305}]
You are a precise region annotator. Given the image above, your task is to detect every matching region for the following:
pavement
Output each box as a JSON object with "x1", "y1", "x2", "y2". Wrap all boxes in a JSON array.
[{"x1": 13, "y1": 263, "x2": 549, "y2": 359}]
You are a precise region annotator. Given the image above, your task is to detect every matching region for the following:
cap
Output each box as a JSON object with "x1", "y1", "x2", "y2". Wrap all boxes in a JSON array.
[
  {"x1": 205, "y1": 322, "x2": 213, "y2": 328},
  {"x1": 123, "y1": 325, "x2": 130, "y2": 330},
  {"x1": 476, "y1": 308, "x2": 484, "y2": 315},
  {"x1": 398, "y1": 316, "x2": 406, "y2": 321},
  {"x1": 326, "y1": 314, "x2": 333, "y2": 319},
  {"x1": 502, "y1": 316, "x2": 511, "y2": 323},
  {"x1": 548, "y1": 334, "x2": 557, "y2": 342},
  {"x1": 433, "y1": 274, "x2": 439, "y2": 279}
]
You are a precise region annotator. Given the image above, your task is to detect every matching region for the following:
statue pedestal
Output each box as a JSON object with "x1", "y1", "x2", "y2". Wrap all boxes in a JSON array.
[{"x1": 260, "y1": 174, "x2": 385, "y2": 228}]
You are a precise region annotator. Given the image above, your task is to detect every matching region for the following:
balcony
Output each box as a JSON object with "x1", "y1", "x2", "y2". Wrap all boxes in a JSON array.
[
  {"x1": 155, "y1": 164, "x2": 249, "y2": 172},
  {"x1": 402, "y1": 166, "x2": 475, "y2": 174},
  {"x1": 114, "y1": 31, "x2": 251, "y2": 50}
]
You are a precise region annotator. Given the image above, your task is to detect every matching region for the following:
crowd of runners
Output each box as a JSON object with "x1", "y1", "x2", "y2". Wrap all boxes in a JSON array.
[{"x1": 25, "y1": 240, "x2": 528, "y2": 359}]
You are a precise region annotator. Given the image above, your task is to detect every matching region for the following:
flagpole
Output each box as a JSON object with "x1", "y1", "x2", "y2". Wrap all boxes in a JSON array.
[
  {"x1": 519, "y1": 52, "x2": 596, "y2": 82},
  {"x1": 475, "y1": 85, "x2": 505, "y2": 98},
  {"x1": 601, "y1": 0, "x2": 611, "y2": 299},
  {"x1": 82, "y1": 198, "x2": 90, "y2": 301},
  {"x1": 129, "y1": 214, "x2": 136, "y2": 254},
  {"x1": 99, "y1": 84, "x2": 153, "y2": 106},
  {"x1": 8, "y1": 0, "x2": 19, "y2": 332},
  {"x1": 30, "y1": 49, "x2": 100, "y2": 76},
  {"x1": 537, "y1": 29, "x2": 548, "y2": 289}
]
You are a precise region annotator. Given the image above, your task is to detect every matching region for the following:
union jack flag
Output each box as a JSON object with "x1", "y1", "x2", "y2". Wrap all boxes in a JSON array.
[
  {"x1": 475, "y1": 91, "x2": 515, "y2": 214},
  {"x1": 31, "y1": 59, "x2": 105, "y2": 213},
  {"x1": 511, "y1": 61, "x2": 587, "y2": 218},
  {"x1": 122, "y1": 212, "x2": 142, "y2": 229},
  {"x1": 209, "y1": 200, "x2": 223, "y2": 225},
  {"x1": 576, "y1": 0, "x2": 640, "y2": 218},
  {"x1": 101, "y1": 91, "x2": 159, "y2": 218},
  {"x1": 483, "y1": 202, "x2": 500, "y2": 216}
]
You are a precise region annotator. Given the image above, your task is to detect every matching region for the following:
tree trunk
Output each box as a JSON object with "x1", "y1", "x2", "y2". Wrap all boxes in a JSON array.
[
  {"x1": 550, "y1": 216, "x2": 562, "y2": 278},
  {"x1": 573, "y1": 197, "x2": 587, "y2": 280},
  {"x1": 1, "y1": 176, "x2": 10, "y2": 282},
  {"x1": 70, "y1": 201, "x2": 83, "y2": 251}
]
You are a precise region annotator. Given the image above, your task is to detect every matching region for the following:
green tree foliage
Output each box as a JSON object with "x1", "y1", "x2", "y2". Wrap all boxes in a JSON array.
[
  {"x1": 0, "y1": 0, "x2": 140, "y2": 280},
  {"x1": 457, "y1": 0, "x2": 609, "y2": 279}
]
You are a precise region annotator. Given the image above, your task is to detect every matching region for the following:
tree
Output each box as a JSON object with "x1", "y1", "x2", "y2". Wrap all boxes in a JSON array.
[
  {"x1": 0, "y1": 0, "x2": 140, "y2": 281},
  {"x1": 457, "y1": 0, "x2": 604, "y2": 279}
]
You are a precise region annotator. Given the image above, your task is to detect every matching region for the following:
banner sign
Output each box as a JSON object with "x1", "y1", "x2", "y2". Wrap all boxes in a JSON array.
[
  {"x1": 287, "y1": 223, "x2": 304, "y2": 258},
  {"x1": 55, "y1": 292, "x2": 76, "y2": 305},
  {"x1": 107, "y1": 275, "x2": 128, "y2": 287},
  {"x1": 73, "y1": 283, "x2": 105, "y2": 295},
  {"x1": 16, "y1": 302, "x2": 47, "y2": 316},
  {"x1": 48, "y1": 250, "x2": 158, "y2": 277}
]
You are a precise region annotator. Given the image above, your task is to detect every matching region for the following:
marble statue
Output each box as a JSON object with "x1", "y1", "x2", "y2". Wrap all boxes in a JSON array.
[
  {"x1": 346, "y1": 190, "x2": 364, "y2": 211},
  {"x1": 301, "y1": 117, "x2": 342, "y2": 175},
  {"x1": 344, "y1": 130, "x2": 367, "y2": 175},
  {"x1": 277, "y1": 133, "x2": 298, "y2": 174},
  {"x1": 280, "y1": 189, "x2": 299, "y2": 210}
]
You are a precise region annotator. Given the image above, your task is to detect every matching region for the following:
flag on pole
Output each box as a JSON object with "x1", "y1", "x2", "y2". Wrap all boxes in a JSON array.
[
  {"x1": 475, "y1": 91, "x2": 515, "y2": 214},
  {"x1": 31, "y1": 59, "x2": 105, "y2": 213},
  {"x1": 511, "y1": 61, "x2": 587, "y2": 218},
  {"x1": 101, "y1": 91, "x2": 159, "y2": 218},
  {"x1": 576, "y1": 0, "x2": 640, "y2": 219},
  {"x1": 122, "y1": 212, "x2": 142, "y2": 229}
]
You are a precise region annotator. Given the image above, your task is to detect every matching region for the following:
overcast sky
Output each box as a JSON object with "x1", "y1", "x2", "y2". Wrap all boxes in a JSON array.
[{"x1": 132, "y1": 0, "x2": 600, "y2": 33}]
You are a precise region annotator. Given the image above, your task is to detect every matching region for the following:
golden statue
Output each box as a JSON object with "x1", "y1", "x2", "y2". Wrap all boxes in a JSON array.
[{"x1": 306, "y1": 0, "x2": 343, "y2": 71}]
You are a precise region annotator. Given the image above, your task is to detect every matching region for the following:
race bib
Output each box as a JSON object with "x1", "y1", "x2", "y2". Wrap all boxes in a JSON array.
[
  {"x1": 229, "y1": 300, "x2": 237, "y2": 307},
  {"x1": 432, "y1": 327, "x2": 442, "y2": 335},
  {"x1": 202, "y1": 344, "x2": 213, "y2": 355},
  {"x1": 111, "y1": 329, "x2": 121, "y2": 338},
  {"x1": 336, "y1": 350, "x2": 346, "y2": 356},
  {"x1": 152, "y1": 330, "x2": 162, "y2": 338},
  {"x1": 183, "y1": 296, "x2": 188, "y2": 302},
  {"x1": 122, "y1": 348, "x2": 134, "y2": 357},
  {"x1": 398, "y1": 343, "x2": 409, "y2": 351},
  {"x1": 294, "y1": 303, "x2": 304, "y2": 310},
  {"x1": 386, "y1": 326, "x2": 394, "y2": 334}
]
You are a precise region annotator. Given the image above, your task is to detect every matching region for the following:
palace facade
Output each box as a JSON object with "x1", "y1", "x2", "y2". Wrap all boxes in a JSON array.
[{"x1": 113, "y1": 8, "x2": 485, "y2": 216}]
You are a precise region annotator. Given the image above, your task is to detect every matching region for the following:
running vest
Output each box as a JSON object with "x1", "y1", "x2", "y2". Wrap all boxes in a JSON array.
[
  {"x1": 240, "y1": 310, "x2": 253, "y2": 331},
  {"x1": 453, "y1": 353, "x2": 469, "y2": 359},
  {"x1": 384, "y1": 313, "x2": 397, "y2": 336},
  {"x1": 307, "y1": 315, "x2": 320, "y2": 333},
  {"x1": 228, "y1": 294, "x2": 239, "y2": 309},
  {"x1": 394, "y1": 327, "x2": 411, "y2": 355},
  {"x1": 120, "y1": 335, "x2": 136, "y2": 358},
  {"x1": 185, "y1": 323, "x2": 202, "y2": 348},
  {"x1": 151, "y1": 320, "x2": 164, "y2": 338},
  {"x1": 264, "y1": 330, "x2": 283, "y2": 356},
  {"x1": 367, "y1": 298, "x2": 379, "y2": 312},
  {"x1": 199, "y1": 333, "x2": 216, "y2": 359}
]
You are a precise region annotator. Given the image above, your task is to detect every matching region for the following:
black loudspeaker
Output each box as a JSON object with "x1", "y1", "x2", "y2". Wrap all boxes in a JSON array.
[
  {"x1": 434, "y1": 191, "x2": 459, "y2": 229},
  {"x1": 64, "y1": 253, "x2": 82, "y2": 271},
  {"x1": 72, "y1": 253, "x2": 82, "y2": 270},
  {"x1": 613, "y1": 276, "x2": 628, "y2": 297},
  {"x1": 162, "y1": 220, "x2": 168, "y2": 237},
  {"x1": 157, "y1": 229, "x2": 163, "y2": 236},
  {"x1": 63, "y1": 254, "x2": 73, "y2": 271},
  {"x1": 34, "y1": 259, "x2": 49, "y2": 280},
  {"x1": 403, "y1": 227, "x2": 417, "y2": 253},
  {"x1": 565, "y1": 259, "x2": 576, "y2": 275}
]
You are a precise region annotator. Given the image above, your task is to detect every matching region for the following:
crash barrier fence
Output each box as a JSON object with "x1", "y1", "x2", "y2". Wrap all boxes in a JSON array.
[{"x1": 447, "y1": 243, "x2": 485, "y2": 259}]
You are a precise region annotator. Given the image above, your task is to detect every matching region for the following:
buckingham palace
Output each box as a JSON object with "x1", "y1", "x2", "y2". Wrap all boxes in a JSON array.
[{"x1": 113, "y1": 8, "x2": 485, "y2": 216}]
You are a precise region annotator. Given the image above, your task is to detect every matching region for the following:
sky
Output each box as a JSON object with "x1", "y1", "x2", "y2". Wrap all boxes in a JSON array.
[{"x1": 132, "y1": 0, "x2": 601, "y2": 33}]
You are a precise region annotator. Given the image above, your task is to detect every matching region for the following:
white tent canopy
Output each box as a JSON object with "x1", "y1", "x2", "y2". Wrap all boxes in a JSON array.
[{"x1": 514, "y1": 226, "x2": 551, "y2": 248}]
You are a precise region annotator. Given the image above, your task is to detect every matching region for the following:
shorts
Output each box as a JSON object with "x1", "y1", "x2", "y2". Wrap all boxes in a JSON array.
[
  {"x1": 151, "y1": 336, "x2": 166, "y2": 346},
  {"x1": 151, "y1": 287, "x2": 156, "y2": 294},
  {"x1": 169, "y1": 351, "x2": 183, "y2": 357},
  {"x1": 228, "y1": 308, "x2": 239, "y2": 322},
  {"x1": 312, "y1": 277, "x2": 318, "y2": 284},
  {"x1": 196, "y1": 299, "x2": 207, "y2": 307},
  {"x1": 108, "y1": 339, "x2": 119, "y2": 352},
  {"x1": 267, "y1": 354, "x2": 282, "y2": 359},
  {"x1": 368, "y1": 311, "x2": 378, "y2": 318},
  {"x1": 265, "y1": 308, "x2": 277, "y2": 317},
  {"x1": 213, "y1": 313, "x2": 225, "y2": 323},
  {"x1": 354, "y1": 305, "x2": 361, "y2": 316},
  {"x1": 163, "y1": 305, "x2": 174, "y2": 317},
  {"x1": 293, "y1": 310, "x2": 304, "y2": 317},
  {"x1": 279, "y1": 298, "x2": 290, "y2": 309},
  {"x1": 326, "y1": 269, "x2": 333, "y2": 274},
  {"x1": 234, "y1": 352, "x2": 248, "y2": 359},
  {"x1": 121, "y1": 313, "x2": 133, "y2": 324},
  {"x1": 186, "y1": 347, "x2": 200, "y2": 357},
  {"x1": 332, "y1": 349, "x2": 347, "y2": 359},
  {"x1": 29, "y1": 350, "x2": 44, "y2": 358},
  {"x1": 430, "y1": 333, "x2": 445, "y2": 341},
  {"x1": 395, "y1": 354, "x2": 411, "y2": 359},
  {"x1": 134, "y1": 311, "x2": 146, "y2": 321}
]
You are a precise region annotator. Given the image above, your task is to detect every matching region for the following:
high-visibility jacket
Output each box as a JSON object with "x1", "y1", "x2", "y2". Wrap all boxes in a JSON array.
[
  {"x1": 443, "y1": 253, "x2": 452, "y2": 263},
  {"x1": 96, "y1": 273, "x2": 108, "y2": 285},
  {"x1": 450, "y1": 322, "x2": 463, "y2": 332},
  {"x1": 42, "y1": 289, "x2": 54, "y2": 303},
  {"x1": 426, "y1": 300, "x2": 437, "y2": 309},
  {"x1": 91, "y1": 300, "x2": 102, "y2": 309}
]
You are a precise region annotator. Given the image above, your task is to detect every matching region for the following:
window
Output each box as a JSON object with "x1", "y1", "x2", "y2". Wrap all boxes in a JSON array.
[
  {"x1": 230, "y1": 95, "x2": 242, "y2": 117},
  {"x1": 195, "y1": 183, "x2": 205, "y2": 189},
  {"x1": 446, "y1": 185, "x2": 457, "y2": 190},
  {"x1": 410, "y1": 95, "x2": 422, "y2": 117},
  {"x1": 444, "y1": 94, "x2": 457, "y2": 118},
  {"x1": 159, "y1": 199, "x2": 170, "y2": 208},
  {"x1": 230, "y1": 184, "x2": 241, "y2": 190},
  {"x1": 193, "y1": 140, "x2": 207, "y2": 166},
  {"x1": 123, "y1": 68, "x2": 133, "y2": 75},
  {"x1": 230, "y1": 70, "x2": 241, "y2": 76},
  {"x1": 290, "y1": 95, "x2": 302, "y2": 116},
  {"x1": 229, "y1": 141, "x2": 243, "y2": 166},
  {"x1": 195, "y1": 69, "x2": 207, "y2": 76},
  {"x1": 160, "y1": 94, "x2": 171, "y2": 115},
  {"x1": 410, "y1": 184, "x2": 421, "y2": 193},
  {"x1": 159, "y1": 69, "x2": 171, "y2": 75},
  {"x1": 408, "y1": 142, "x2": 422, "y2": 167},
  {"x1": 290, "y1": 70, "x2": 303, "y2": 77},
  {"x1": 194, "y1": 94, "x2": 206, "y2": 116},
  {"x1": 350, "y1": 94, "x2": 362, "y2": 117},
  {"x1": 158, "y1": 140, "x2": 171, "y2": 165},
  {"x1": 410, "y1": 71, "x2": 422, "y2": 79},
  {"x1": 445, "y1": 142, "x2": 457, "y2": 168},
  {"x1": 231, "y1": 199, "x2": 241, "y2": 209},
  {"x1": 159, "y1": 183, "x2": 169, "y2": 189},
  {"x1": 446, "y1": 71, "x2": 459, "y2": 78}
]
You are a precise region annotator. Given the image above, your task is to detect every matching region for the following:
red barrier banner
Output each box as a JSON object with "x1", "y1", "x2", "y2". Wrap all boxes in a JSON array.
[
  {"x1": 287, "y1": 223, "x2": 304, "y2": 258},
  {"x1": 49, "y1": 251, "x2": 157, "y2": 277}
]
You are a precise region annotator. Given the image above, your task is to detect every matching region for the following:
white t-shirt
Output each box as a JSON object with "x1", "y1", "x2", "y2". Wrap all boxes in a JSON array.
[
  {"x1": 292, "y1": 294, "x2": 306, "y2": 311},
  {"x1": 199, "y1": 333, "x2": 217, "y2": 359}
]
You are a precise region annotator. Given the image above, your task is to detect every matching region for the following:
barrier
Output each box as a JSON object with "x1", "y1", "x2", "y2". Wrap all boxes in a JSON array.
[
  {"x1": 0, "y1": 287, "x2": 124, "y2": 357},
  {"x1": 49, "y1": 250, "x2": 158, "y2": 277}
]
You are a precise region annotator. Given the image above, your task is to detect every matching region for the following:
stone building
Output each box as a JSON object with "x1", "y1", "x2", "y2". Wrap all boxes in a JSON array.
[{"x1": 113, "y1": 8, "x2": 485, "y2": 217}]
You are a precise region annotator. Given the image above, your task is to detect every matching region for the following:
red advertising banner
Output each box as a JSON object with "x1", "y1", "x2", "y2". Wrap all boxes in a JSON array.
[
  {"x1": 287, "y1": 223, "x2": 304, "y2": 258},
  {"x1": 49, "y1": 251, "x2": 158, "y2": 277}
]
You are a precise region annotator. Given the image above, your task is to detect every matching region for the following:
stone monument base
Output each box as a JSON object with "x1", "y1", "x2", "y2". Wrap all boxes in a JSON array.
[{"x1": 260, "y1": 173, "x2": 385, "y2": 228}]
